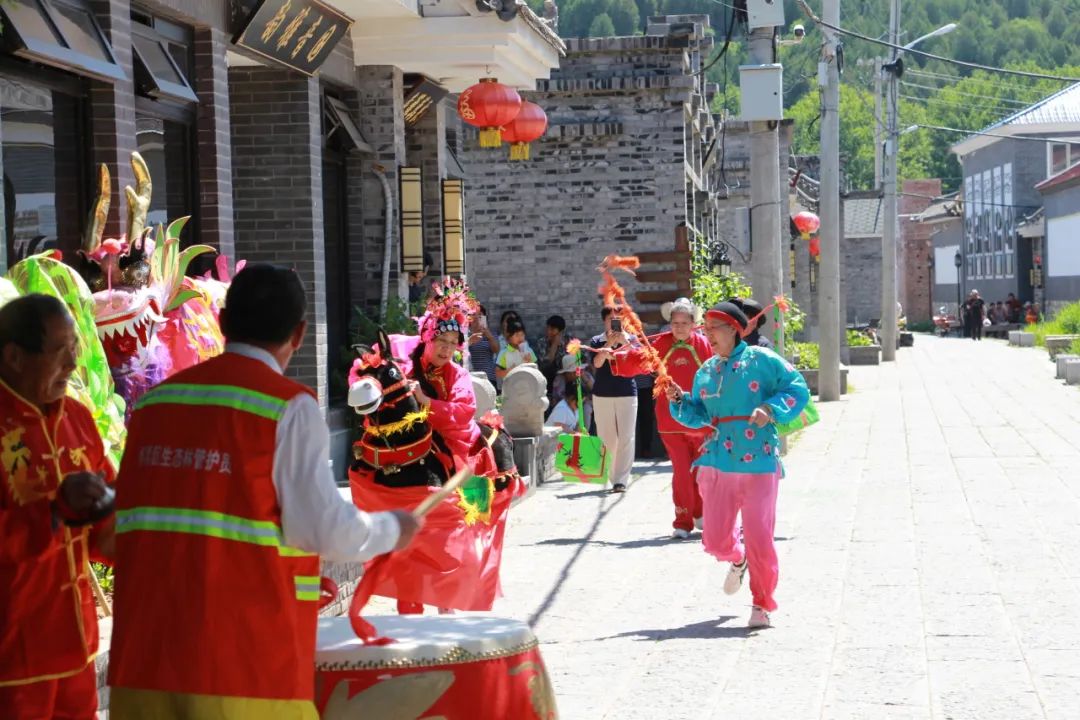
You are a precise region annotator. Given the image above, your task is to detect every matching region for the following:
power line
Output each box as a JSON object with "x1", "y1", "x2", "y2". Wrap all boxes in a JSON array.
[
  {"x1": 793, "y1": 0, "x2": 1080, "y2": 83},
  {"x1": 916, "y1": 123, "x2": 1080, "y2": 145},
  {"x1": 906, "y1": 69, "x2": 1053, "y2": 99},
  {"x1": 899, "y1": 80, "x2": 1031, "y2": 106},
  {"x1": 899, "y1": 93, "x2": 1029, "y2": 116},
  {"x1": 899, "y1": 190, "x2": 1041, "y2": 212}
]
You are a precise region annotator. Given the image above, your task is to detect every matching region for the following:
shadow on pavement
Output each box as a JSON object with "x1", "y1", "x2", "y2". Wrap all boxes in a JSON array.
[
  {"x1": 596, "y1": 616, "x2": 751, "y2": 641},
  {"x1": 554, "y1": 488, "x2": 610, "y2": 500},
  {"x1": 532, "y1": 536, "x2": 692, "y2": 550},
  {"x1": 527, "y1": 491, "x2": 628, "y2": 627}
]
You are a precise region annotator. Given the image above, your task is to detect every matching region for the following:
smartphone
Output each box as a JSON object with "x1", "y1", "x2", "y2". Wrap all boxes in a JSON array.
[
  {"x1": 610, "y1": 318, "x2": 622, "y2": 333},
  {"x1": 478, "y1": 315, "x2": 488, "y2": 329}
]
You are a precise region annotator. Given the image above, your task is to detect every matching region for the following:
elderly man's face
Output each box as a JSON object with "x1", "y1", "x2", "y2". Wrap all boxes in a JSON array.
[{"x1": 4, "y1": 314, "x2": 78, "y2": 407}]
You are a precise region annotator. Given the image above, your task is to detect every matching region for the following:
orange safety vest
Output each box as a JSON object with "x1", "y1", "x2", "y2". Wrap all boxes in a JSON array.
[
  {"x1": 108, "y1": 353, "x2": 321, "y2": 701},
  {"x1": 0, "y1": 380, "x2": 110, "y2": 687}
]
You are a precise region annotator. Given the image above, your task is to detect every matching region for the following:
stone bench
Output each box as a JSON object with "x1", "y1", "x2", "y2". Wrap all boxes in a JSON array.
[
  {"x1": 1009, "y1": 331, "x2": 1035, "y2": 347},
  {"x1": 1045, "y1": 335, "x2": 1080, "y2": 360},
  {"x1": 799, "y1": 367, "x2": 849, "y2": 396},
  {"x1": 1066, "y1": 359, "x2": 1080, "y2": 386},
  {"x1": 848, "y1": 345, "x2": 882, "y2": 365},
  {"x1": 1057, "y1": 354, "x2": 1080, "y2": 380}
]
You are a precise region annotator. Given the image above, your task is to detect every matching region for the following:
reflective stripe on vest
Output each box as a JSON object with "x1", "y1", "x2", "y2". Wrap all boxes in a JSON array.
[
  {"x1": 294, "y1": 575, "x2": 320, "y2": 602},
  {"x1": 116, "y1": 507, "x2": 316, "y2": 558},
  {"x1": 135, "y1": 383, "x2": 289, "y2": 421}
]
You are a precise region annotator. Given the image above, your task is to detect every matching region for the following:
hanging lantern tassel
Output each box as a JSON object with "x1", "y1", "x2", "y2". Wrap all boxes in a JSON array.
[
  {"x1": 457, "y1": 78, "x2": 522, "y2": 150},
  {"x1": 502, "y1": 101, "x2": 547, "y2": 162}
]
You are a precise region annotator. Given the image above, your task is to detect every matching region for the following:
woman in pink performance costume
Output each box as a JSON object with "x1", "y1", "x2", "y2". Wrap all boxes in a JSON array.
[{"x1": 666, "y1": 301, "x2": 810, "y2": 628}]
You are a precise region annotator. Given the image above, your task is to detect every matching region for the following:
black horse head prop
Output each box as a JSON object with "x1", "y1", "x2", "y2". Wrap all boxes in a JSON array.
[{"x1": 348, "y1": 328, "x2": 452, "y2": 488}]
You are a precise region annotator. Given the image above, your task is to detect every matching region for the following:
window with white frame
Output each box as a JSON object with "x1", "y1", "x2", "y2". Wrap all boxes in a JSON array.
[{"x1": 1047, "y1": 141, "x2": 1080, "y2": 177}]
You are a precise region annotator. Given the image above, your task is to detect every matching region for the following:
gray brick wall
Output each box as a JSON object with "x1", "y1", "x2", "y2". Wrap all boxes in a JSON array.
[
  {"x1": 90, "y1": 0, "x2": 138, "y2": 240},
  {"x1": 229, "y1": 68, "x2": 328, "y2": 407},
  {"x1": 458, "y1": 28, "x2": 706, "y2": 340},
  {"x1": 193, "y1": 27, "x2": 235, "y2": 259},
  {"x1": 351, "y1": 66, "x2": 407, "y2": 312}
]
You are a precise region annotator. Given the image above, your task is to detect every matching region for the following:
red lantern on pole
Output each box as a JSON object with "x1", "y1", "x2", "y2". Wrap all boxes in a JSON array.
[
  {"x1": 501, "y1": 101, "x2": 547, "y2": 161},
  {"x1": 793, "y1": 210, "x2": 821, "y2": 240},
  {"x1": 457, "y1": 78, "x2": 522, "y2": 148},
  {"x1": 808, "y1": 235, "x2": 821, "y2": 259}
]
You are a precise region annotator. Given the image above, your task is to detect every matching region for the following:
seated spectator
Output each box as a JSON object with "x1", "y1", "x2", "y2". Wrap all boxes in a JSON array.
[
  {"x1": 499, "y1": 310, "x2": 523, "y2": 349},
  {"x1": 997, "y1": 301, "x2": 1007, "y2": 323},
  {"x1": 1006, "y1": 293, "x2": 1023, "y2": 323},
  {"x1": 538, "y1": 315, "x2": 567, "y2": 398},
  {"x1": 986, "y1": 303, "x2": 999, "y2": 324},
  {"x1": 1026, "y1": 302, "x2": 1040, "y2": 325},
  {"x1": 495, "y1": 319, "x2": 537, "y2": 384},
  {"x1": 549, "y1": 385, "x2": 591, "y2": 433},
  {"x1": 407, "y1": 252, "x2": 434, "y2": 304},
  {"x1": 552, "y1": 351, "x2": 594, "y2": 424},
  {"x1": 468, "y1": 304, "x2": 499, "y2": 386}
]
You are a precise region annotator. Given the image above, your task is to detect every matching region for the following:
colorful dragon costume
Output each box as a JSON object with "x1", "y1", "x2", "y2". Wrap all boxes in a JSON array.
[{"x1": 0, "y1": 152, "x2": 234, "y2": 465}]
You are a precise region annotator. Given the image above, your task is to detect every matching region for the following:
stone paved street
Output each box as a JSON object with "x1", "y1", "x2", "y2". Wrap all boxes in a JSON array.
[{"x1": 487, "y1": 335, "x2": 1080, "y2": 719}]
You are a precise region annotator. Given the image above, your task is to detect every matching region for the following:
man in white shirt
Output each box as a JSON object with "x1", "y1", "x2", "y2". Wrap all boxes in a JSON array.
[{"x1": 109, "y1": 264, "x2": 419, "y2": 718}]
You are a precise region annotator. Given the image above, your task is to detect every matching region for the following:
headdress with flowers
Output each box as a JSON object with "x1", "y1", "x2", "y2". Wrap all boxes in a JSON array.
[{"x1": 418, "y1": 277, "x2": 480, "y2": 345}]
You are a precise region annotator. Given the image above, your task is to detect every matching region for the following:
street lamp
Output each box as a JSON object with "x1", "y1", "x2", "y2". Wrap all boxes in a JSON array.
[
  {"x1": 880, "y1": 19, "x2": 958, "y2": 360},
  {"x1": 710, "y1": 242, "x2": 732, "y2": 277},
  {"x1": 954, "y1": 249, "x2": 963, "y2": 316}
]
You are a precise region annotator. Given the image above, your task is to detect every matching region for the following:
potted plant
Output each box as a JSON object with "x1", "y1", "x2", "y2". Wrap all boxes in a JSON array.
[
  {"x1": 791, "y1": 341, "x2": 847, "y2": 395},
  {"x1": 846, "y1": 329, "x2": 881, "y2": 366}
]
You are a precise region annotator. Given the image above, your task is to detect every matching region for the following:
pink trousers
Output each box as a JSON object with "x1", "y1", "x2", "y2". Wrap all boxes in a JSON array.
[
  {"x1": 661, "y1": 431, "x2": 704, "y2": 532},
  {"x1": 697, "y1": 467, "x2": 781, "y2": 612}
]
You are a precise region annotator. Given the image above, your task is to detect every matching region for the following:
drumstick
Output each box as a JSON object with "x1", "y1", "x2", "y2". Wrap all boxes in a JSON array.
[{"x1": 412, "y1": 466, "x2": 472, "y2": 519}]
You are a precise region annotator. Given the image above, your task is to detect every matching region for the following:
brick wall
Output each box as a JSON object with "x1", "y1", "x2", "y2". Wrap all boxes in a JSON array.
[
  {"x1": 90, "y1": 0, "x2": 138, "y2": 240},
  {"x1": 351, "y1": 66, "x2": 407, "y2": 312},
  {"x1": 899, "y1": 179, "x2": 941, "y2": 324},
  {"x1": 459, "y1": 30, "x2": 705, "y2": 341},
  {"x1": 229, "y1": 68, "x2": 328, "y2": 407},
  {"x1": 193, "y1": 27, "x2": 235, "y2": 259}
]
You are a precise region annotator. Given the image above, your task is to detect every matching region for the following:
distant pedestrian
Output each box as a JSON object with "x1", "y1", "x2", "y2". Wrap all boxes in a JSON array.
[
  {"x1": 667, "y1": 301, "x2": 810, "y2": 628},
  {"x1": 468, "y1": 305, "x2": 499, "y2": 386},
  {"x1": 963, "y1": 290, "x2": 985, "y2": 341}
]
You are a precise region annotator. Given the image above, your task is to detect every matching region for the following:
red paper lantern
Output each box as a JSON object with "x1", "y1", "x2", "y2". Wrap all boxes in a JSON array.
[
  {"x1": 457, "y1": 78, "x2": 522, "y2": 148},
  {"x1": 793, "y1": 210, "x2": 821, "y2": 240},
  {"x1": 501, "y1": 101, "x2": 548, "y2": 161},
  {"x1": 808, "y1": 235, "x2": 821, "y2": 259}
]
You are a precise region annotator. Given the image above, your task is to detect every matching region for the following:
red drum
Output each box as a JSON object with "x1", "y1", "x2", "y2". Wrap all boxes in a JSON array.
[{"x1": 314, "y1": 616, "x2": 557, "y2": 719}]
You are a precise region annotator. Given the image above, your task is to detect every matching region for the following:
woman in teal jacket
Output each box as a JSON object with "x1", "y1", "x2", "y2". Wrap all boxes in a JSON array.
[{"x1": 667, "y1": 301, "x2": 810, "y2": 628}]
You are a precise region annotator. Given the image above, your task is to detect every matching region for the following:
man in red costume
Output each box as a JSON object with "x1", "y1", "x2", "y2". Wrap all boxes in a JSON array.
[
  {"x1": 611, "y1": 297, "x2": 713, "y2": 538},
  {"x1": 0, "y1": 294, "x2": 115, "y2": 719}
]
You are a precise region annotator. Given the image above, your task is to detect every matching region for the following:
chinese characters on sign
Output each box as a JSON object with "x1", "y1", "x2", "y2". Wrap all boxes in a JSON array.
[
  {"x1": 234, "y1": 0, "x2": 352, "y2": 76},
  {"x1": 138, "y1": 444, "x2": 234, "y2": 475}
]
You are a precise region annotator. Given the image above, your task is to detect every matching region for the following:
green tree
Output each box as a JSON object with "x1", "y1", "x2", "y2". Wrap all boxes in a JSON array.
[
  {"x1": 588, "y1": 12, "x2": 616, "y2": 37},
  {"x1": 608, "y1": 0, "x2": 640, "y2": 35}
]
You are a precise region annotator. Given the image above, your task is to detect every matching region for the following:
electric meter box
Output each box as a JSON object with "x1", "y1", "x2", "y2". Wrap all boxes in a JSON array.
[
  {"x1": 746, "y1": 0, "x2": 785, "y2": 29},
  {"x1": 738, "y1": 64, "x2": 784, "y2": 121}
]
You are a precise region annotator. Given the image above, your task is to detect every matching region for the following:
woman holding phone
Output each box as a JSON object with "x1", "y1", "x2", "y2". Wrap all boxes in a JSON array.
[{"x1": 590, "y1": 306, "x2": 637, "y2": 493}]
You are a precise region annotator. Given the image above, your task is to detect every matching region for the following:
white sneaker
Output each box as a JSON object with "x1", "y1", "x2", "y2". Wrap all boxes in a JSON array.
[
  {"x1": 749, "y1": 606, "x2": 771, "y2": 628},
  {"x1": 723, "y1": 559, "x2": 747, "y2": 595},
  {"x1": 672, "y1": 528, "x2": 691, "y2": 540},
  {"x1": 694, "y1": 517, "x2": 704, "y2": 531}
]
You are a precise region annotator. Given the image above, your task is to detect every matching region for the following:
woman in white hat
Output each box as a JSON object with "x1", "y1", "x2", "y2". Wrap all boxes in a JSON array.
[
  {"x1": 612, "y1": 297, "x2": 713, "y2": 538},
  {"x1": 552, "y1": 351, "x2": 594, "y2": 429}
]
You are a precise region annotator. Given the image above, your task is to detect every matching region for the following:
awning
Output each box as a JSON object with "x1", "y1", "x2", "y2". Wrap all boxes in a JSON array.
[{"x1": 0, "y1": 0, "x2": 126, "y2": 82}]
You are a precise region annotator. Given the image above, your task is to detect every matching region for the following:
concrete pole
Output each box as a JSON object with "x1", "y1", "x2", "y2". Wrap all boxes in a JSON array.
[
  {"x1": 874, "y1": 56, "x2": 883, "y2": 189},
  {"x1": 748, "y1": 27, "x2": 785, "y2": 355},
  {"x1": 818, "y1": 0, "x2": 842, "y2": 401},
  {"x1": 880, "y1": 0, "x2": 900, "y2": 361}
]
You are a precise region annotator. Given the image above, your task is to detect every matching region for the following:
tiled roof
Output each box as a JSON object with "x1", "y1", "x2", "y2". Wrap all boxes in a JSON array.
[
  {"x1": 1035, "y1": 161, "x2": 1080, "y2": 194},
  {"x1": 914, "y1": 193, "x2": 962, "y2": 223},
  {"x1": 844, "y1": 197, "x2": 883, "y2": 238},
  {"x1": 983, "y1": 82, "x2": 1080, "y2": 132}
]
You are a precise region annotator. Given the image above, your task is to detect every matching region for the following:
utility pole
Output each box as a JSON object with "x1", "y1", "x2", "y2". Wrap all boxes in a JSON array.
[
  {"x1": 818, "y1": 0, "x2": 841, "y2": 401},
  {"x1": 874, "y1": 56, "x2": 883, "y2": 188},
  {"x1": 880, "y1": 0, "x2": 901, "y2": 361},
  {"x1": 747, "y1": 26, "x2": 785, "y2": 355}
]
